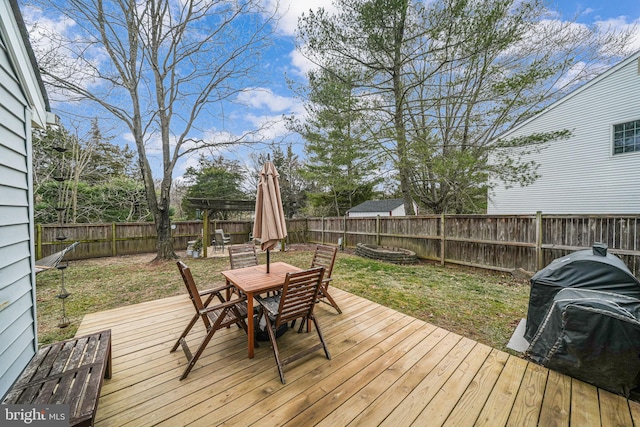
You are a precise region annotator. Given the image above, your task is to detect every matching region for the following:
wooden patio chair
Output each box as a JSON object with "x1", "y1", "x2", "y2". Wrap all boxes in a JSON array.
[
  {"x1": 255, "y1": 267, "x2": 331, "y2": 384},
  {"x1": 228, "y1": 243, "x2": 281, "y2": 298},
  {"x1": 228, "y1": 243, "x2": 261, "y2": 298},
  {"x1": 311, "y1": 244, "x2": 342, "y2": 314},
  {"x1": 229, "y1": 244, "x2": 259, "y2": 269},
  {"x1": 171, "y1": 261, "x2": 248, "y2": 380}
]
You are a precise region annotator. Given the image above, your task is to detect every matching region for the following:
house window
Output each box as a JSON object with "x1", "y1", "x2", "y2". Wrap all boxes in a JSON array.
[{"x1": 613, "y1": 119, "x2": 640, "y2": 154}]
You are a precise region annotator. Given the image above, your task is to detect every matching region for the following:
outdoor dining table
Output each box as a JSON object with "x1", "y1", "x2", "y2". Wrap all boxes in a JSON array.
[{"x1": 221, "y1": 261, "x2": 301, "y2": 358}]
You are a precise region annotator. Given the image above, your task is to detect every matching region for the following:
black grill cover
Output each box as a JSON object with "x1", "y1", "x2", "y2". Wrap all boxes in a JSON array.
[
  {"x1": 526, "y1": 288, "x2": 640, "y2": 396},
  {"x1": 525, "y1": 246, "x2": 640, "y2": 342}
]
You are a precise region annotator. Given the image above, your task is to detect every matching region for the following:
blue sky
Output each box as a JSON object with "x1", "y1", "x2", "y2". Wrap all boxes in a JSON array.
[
  {"x1": 21, "y1": 0, "x2": 640, "y2": 181},
  {"x1": 564, "y1": 0, "x2": 640, "y2": 21}
]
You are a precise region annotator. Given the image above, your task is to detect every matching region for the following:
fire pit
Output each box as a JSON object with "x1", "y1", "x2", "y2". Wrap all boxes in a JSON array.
[{"x1": 355, "y1": 243, "x2": 417, "y2": 264}]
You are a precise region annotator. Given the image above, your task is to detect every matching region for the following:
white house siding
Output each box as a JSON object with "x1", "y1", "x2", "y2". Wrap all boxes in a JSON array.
[
  {"x1": 488, "y1": 53, "x2": 640, "y2": 214},
  {"x1": 348, "y1": 211, "x2": 383, "y2": 218},
  {"x1": 348, "y1": 207, "x2": 406, "y2": 217},
  {"x1": 0, "y1": 0, "x2": 45, "y2": 398},
  {"x1": 391, "y1": 206, "x2": 405, "y2": 216}
]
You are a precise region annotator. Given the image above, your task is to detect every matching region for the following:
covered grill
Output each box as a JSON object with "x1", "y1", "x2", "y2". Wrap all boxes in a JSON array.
[
  {"x1": 524, "y1": 243, "x2": 640, "y2": 396},
  {"x1": 525, "y1": 243, "x2": 640, "y2": 342}
]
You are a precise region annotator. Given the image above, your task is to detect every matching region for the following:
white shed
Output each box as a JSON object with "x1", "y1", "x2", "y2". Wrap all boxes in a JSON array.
[
  {"x1": 347, "y1": 198, "x2": 418, "y2": 217},
  {"x1": 488, "y1": 50, "x2": 640, "y2": 214},
  {"x1": 0, "y1": 0, "x2": 51, "y2": 398}
]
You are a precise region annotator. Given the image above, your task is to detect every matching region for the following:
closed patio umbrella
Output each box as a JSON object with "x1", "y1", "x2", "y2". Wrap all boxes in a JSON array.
[{"x1": 253, "y1": 161, "x2": 287, "y2": 273}]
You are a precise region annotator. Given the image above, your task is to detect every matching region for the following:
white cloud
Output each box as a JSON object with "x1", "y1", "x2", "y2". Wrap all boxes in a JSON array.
[
  {"x1": 243, "y1": 113, "x2": 289, "y2": 139},
  {"x1": 552, "y1": 60, "x2": 588, "y2": 89},
  {"x1": 21, "y1": 5, "x2": 75, "y2": 41},
  {"x1": 173, "y1": 154, "x2": 200, "y2": 181},
  {"x1": 236, "y1": 88, "x2": 299, "y2": 113},
  {"x1": 288, "y1": 48, "x2": 317, "y2": 77},
  {"x1": 595, "y1": 16, "x2": 640, "y2": 53},
  {"x1": 22, "y1": 5, "x2": 108, "y2": 104},
  {"x1": 264, "y1": 0, "x2": 336, "y2": 36},
  {"x1": 266, "y1": 0, "x2": 336, "y2": 78}
]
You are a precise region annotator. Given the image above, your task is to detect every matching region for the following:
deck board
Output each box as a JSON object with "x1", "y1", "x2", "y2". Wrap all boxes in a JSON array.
[
  {"x1": 570, "y1": 379, "x2": 600, "y2": 427},
  {"x1": 538, "y1": 369, "x2": 571, "y2": 427},
  {"x1": 415, "y1": 342, "x2": 493, "y2": 427},
  {"x1": 443, "y1": 349, "x2": 510, "y2": 427},
  {"x1": 475, "y1": 355, "x2": 528, "y2": 426},
  {"x1": 74, "y1": 287, "x2": 637, "y2": 426},
  {"x1": 506, "y1": 362, "x2": 548, "y2": 427}
]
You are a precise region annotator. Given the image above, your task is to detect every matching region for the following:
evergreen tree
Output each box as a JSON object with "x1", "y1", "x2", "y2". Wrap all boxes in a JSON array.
[
  {"x1": 289, "y1": 68, "x2": 381, "y2": 216},
  {"x1": 247, "y1": 147, "x2": 307, "y2": 218},
  {"x1": 181, "y1": 155, "x2": 247, "y2": 219}
]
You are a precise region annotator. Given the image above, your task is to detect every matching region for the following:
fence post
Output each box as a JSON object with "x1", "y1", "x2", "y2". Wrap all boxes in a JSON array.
[
  {"x1": 321, "y1": 217, "x2": 325, "y2": 244},
  {"x1": 111, "y1": 223, "x2": 117, "y2": 256},
  {"x1": 202, "y1": 210, "x2": 209, "y2": 257},
  {"x1": 36, "y1": 223, "x2": 42, "y2": 260},
  {"x1": 376, "y1": 215, "x2": 381, "y2": 245},
  {"x1": 343, "y1": 215, "x2": 347, "y2": 249},
  {"x1": 536, "y1": 211, "x2": 543, "y2": 271},
  {"x1": 440, "y1": 213, "x2": 445, "y2": 266}
]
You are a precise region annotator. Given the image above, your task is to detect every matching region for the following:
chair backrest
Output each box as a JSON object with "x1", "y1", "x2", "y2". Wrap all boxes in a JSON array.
[
  {"x1": 311, "y1": 245, "x2": 338, "y2": 279},
  {"x1": 177, "y1": 261, "x2": 209, "y2": 327},
  {"x1": 275, "y1": 267, "x2": 325, "y2": 328},
  {"x1": 229, "y1": 244, "x2": 259, "y2": 269}
]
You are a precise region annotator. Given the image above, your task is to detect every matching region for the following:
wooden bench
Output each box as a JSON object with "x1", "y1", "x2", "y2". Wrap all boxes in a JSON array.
[{"x1": 2, "y1": 330, "x2": 112, "y2": 427}]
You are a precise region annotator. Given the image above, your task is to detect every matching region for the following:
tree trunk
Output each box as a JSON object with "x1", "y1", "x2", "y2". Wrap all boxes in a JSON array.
[
  {"x1": 392, "y1": 0, "x2": 415, "y2": 216},
  {"x1": 153, "y1": 172, "x2": 176, "y2": 259},
  {"x1": 155, "y1": 205, "x2": 175, "y2": 260}
]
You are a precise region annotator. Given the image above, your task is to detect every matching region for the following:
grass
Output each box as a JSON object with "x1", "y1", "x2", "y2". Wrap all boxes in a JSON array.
[{"x1": 35, "y1": 245, "x2": 530, "y2": 352}]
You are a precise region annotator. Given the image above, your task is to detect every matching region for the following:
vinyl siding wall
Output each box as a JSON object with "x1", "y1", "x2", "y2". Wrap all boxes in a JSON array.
[
  {"x1": 0, "y1": 29, "x2": 37, "y2": 398},
  {"x1": 348, "y1": 211, "x2": 393, "y2": 218},
  {"x1": 488, "y1": 55, "x2": 640, "y2": 214},
  {"x1": 347, "y1": 203, "x2": 418, "y2": 217}
]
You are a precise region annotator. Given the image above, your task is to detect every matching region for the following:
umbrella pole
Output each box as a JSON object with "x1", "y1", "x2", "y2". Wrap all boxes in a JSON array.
[{"x1": 266, "y1": 249, "x2": 270, "y2": 273}]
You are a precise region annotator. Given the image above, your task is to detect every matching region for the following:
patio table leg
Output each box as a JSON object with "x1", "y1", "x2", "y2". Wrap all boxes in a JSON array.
[{"x1": 247, "y1": 292, "x2": 255, "y2": 358}]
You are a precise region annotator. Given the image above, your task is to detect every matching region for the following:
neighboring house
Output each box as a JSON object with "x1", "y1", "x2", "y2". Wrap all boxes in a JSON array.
[
  {"x1": 347, "y1": 198, "x2": 418, "y2": 217},
  {"x1": 0, "y1": 0, "x2": 52, "y2": 398},
  {"x1": 488, "y1": 50, "x2": 640, "y2": 214}
]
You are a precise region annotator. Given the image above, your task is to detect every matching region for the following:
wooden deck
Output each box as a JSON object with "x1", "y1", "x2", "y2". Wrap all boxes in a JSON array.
[{"x1": 75, "y1": 288, "x2": 640, "y2": 426}]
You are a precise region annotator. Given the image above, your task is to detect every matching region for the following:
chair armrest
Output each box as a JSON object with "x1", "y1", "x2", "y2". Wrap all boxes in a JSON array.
[
  {"x1": 198, "y1": 283, "x2": 234, "y2": 296},
  {"x1": 199, "y1": 296, "x2": 247, "y2": 314},
  {"x1": 321, "y1": 277, "x2": 333, "y2": 286}
]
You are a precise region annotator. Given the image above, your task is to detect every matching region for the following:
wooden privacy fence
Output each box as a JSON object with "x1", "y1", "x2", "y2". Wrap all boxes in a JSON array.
[
  {"x1": 35, "y1": 220, "x2": 253, "y2": 261},
  {"x1": 298, "y1": 213, "x2": 640, "y2": 276},
  {"x1": 36, "y1": 213, "x2": 640, "y2": 276}
]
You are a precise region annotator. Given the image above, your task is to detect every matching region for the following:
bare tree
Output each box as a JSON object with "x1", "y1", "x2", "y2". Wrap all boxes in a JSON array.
[{"x1": 29, "y1": 0, "x2": 278, "y2": 259}]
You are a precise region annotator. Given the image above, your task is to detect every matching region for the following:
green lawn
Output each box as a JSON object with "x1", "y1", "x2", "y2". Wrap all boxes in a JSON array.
[{"x1": 35, "y1": 245, "x2": 530, "y2": 352}]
